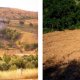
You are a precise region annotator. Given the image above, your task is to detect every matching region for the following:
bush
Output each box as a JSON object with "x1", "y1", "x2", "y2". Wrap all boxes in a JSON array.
[
  {"x1": 19, "y1": 21, "x2": 24, "y2": 27},
  {"x1": 22, "y1": 55, "x2": 38, "y2": 68},
  {"x1": 0, "y1": 55, "x2": 38, "y2": 71},
  {"x1": 9, "y1": 64, "x2": 17, "y2": 70},
  {"x1": 14, "y1": 57, "x2": 26, "y2": 69},
  {"x1": 29, "y1": 23, "x2": 33, "y2": 27},
  {"x1": 24, "y1": 43, "x2": 38, "y2": 51},
  {"x1": 0, "y1": 62, "x2": 10, "y2": 71},
  {"x1": 3, "y1": 54, "x2": 11, "y2": 64},
  {"x1": 0, "y1": 28, "x2": 21, "y2": 41},
  {"x1": 25, "y1": 62, "x2": 35, "y2": 68}
]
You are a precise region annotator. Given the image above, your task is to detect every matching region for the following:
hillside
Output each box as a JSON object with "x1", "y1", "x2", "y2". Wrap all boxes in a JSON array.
[
  {"x1": 0, "y1": 7, "x2": 38, "y2": 20},
  {"x1": 43, "y1": 30, "x2": 80, "y2": 80},
  {"x1": 44, "y1": 30, "x2": 80, "y2": 65},
  {"x1": 0, "y1": 7, "x2": 38, "y2": 56}
]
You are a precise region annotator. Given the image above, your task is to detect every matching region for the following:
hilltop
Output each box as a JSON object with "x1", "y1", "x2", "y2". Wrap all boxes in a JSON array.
[{"x1": 0, "y1": 7, "x2": 38, "y2": 20}]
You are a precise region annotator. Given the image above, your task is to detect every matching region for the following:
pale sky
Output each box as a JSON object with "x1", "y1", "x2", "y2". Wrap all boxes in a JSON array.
[{"x1": 0, "y1": 0, "x2": 38, "y2": 12}]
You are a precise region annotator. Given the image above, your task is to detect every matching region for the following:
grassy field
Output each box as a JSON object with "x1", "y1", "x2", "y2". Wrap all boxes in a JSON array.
[{"x1": 0, "y1": 68, "x2": 38, "y2": 80}]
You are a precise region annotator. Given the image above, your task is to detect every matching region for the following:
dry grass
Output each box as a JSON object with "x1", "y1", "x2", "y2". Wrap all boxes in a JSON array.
[
  {"x1": 0, "y1": 7, "x2": 38, "y2": 19},
  {"x1": 8, "y1": 22, "x2": 38, "y2": 44},
  {"x1": 0, "y1": 68, "x2": 38, "y2": 80},
  {"x1": 19, "y1": 32, "x2": 37, "y2": 44},
  {"x1": 25, "y1": 19, "x2": 38, "y2": 25},
  {"x1": 44, "y1": 30, "x2": 80, "y2": 66},
  {"x1": 43, "y1": 30, "x2": 80, "y2": 80},
  {"x1": 0, "y1": 20, "x2": 38, "y2": 56}
]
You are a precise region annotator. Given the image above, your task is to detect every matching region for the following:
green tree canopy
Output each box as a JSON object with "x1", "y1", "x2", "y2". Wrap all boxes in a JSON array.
[{"x1": 43, "y1": 0, "x2": 80, "y2": 33}]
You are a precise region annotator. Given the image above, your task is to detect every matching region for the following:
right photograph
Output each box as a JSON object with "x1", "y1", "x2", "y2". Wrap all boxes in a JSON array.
[{"x1": 43, "y1": 0, "x2": 80, "y2": 80}]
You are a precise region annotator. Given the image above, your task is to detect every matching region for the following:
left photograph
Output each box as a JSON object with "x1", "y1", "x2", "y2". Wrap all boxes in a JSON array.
[{"x1": 0, "y1": 0, "x2": 38, "y2": 80}]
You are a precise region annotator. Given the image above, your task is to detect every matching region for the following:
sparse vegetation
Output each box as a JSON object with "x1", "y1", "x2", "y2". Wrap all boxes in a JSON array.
[
  {"x1": 0, "y1": 54, "x2": 38, "y2": 71},
  {"x1": 29, "y1": 23, "x2": 33, "y2": 27},
  {"x1": 0, "y1": 28, "x2": 21, "y2": 41},
  {"x1": 19, "y1": 20, "x2": 24, "y2": 27},
  {"x1": 23, "y1": 43, "x2": 38, "y2": 51}
]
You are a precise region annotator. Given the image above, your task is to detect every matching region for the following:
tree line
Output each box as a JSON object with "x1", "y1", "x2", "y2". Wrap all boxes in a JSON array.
[{"x1": 43, "y1": 0, "x2": 80, "y2": 33}]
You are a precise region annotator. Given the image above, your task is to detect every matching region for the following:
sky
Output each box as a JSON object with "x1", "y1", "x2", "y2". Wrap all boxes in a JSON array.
[{"x1": 0, "y1": 0, "x2": 38, "y2": 12}]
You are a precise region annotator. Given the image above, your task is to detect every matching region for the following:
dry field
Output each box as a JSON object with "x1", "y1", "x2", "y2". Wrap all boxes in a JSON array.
[
  {"x1": 0, "y1": 68, "x2": 38, "y2": 80},
  {"x1": 25, "y1": 19, "x2": 38, "y2": 25},
  {"x1": 44, "y1": 30, "x2": 80, "y2": 67},
  {"x1": 0, "y1": 7, "x2": 38, "y2": 19},
  {"x1": 0, "y1": 26, "x2": 38, "y2": 56}
]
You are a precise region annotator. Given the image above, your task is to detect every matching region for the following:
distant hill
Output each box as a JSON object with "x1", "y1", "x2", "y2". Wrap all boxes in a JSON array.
[
  {"x1": 0, "y1": 7, "x2": 38, "y2": 56},
  {"x1": 0, "y1": 7, "x2": 38, "y2": 20}
]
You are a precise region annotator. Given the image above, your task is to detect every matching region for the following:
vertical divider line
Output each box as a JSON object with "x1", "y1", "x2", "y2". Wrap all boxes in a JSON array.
[{"x1": 38, "y1": 0, "x2": 43, "y2": 80}]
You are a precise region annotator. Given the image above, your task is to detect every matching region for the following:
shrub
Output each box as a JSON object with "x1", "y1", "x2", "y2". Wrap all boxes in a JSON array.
[
  {"x1": 0, "y1": 28, "x2": 21, "y2": 41},
  {"x1": 0, "y1": 62, "x2": 10, "y2": 71},
  {"x1": 15, "y1": 57, "x2": 26, "y2": 69},
  {"x1": 25, "y1": 62, "x2": 35, "y2": 68},
  {"x1": 33, "y1": 55, "x2": 38, "y2": 68},
  {"x1": 19, "y1": 21, "x2": 24, "y2": 27},
  {"x1": 23, "y1": 55, "x2": 38, "y2": 68},
  {"x1": 0, "y1": 55, "x2": 38, "y2": 71},
  {"x1": 29, "y1": 23, "x2": 33, "y2": 27},
  {"x1": 9, "y1": 64, "x2": 17, "y2": 70},
  {"x1": 3, "y1": 54, "x2": 11, "y2": 64},
  {"x1": 24, "y1": 43, "x2": 38, "y2": 51}
]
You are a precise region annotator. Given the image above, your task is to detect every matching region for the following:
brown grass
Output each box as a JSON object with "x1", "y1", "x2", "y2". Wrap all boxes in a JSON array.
[
  {"x1": 44, "y1": 30, "x2": 80, "y2": 66},
  {"x1": 0, "y1": 68, "x2": 38, "y2": 80},
  {"x1": 0, "y1": 7, "x2": 38, "y2": 19}
]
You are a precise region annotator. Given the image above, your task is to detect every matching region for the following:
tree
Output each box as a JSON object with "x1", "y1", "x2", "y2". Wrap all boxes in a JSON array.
[
  {"x1": 43, "y1": 0, "x2": 80, "y2": 33},
  {"x1": 19, "y1": 20, "x2": 24, "y2": 27},
  {"x1": 3, "y1": 54, "x2": 11, "y2": 64}
]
